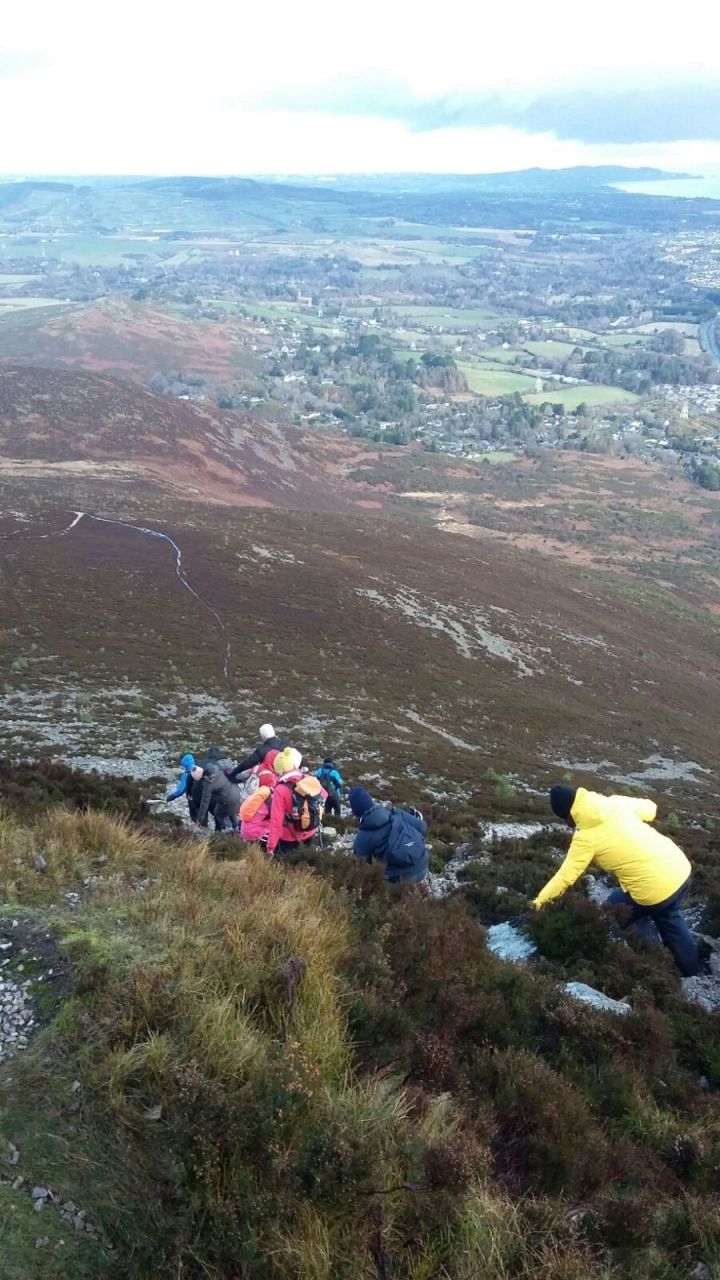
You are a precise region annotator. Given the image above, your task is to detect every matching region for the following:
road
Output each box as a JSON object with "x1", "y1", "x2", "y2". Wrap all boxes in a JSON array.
[{"x1": 700, "y1": 316, "x2": 720, "y2": 367}]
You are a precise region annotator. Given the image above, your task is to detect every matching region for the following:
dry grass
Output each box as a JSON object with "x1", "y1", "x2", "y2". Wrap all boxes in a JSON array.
[{"x1": 1, "y1": 805, "x2": 719, "y2": 1279}]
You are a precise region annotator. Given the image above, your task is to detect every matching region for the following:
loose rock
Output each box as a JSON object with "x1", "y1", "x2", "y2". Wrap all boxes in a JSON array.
[{"x1": 565, "y1": 982, "x2": 631, "y2": 1016}]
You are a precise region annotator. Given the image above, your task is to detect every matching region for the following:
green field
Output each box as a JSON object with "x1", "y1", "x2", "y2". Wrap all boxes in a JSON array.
[
  {"x1": 0, "y1": 234, "x2": 188, "y2": 265},
  {"x1": 523, "y1": 339, "x2": 584, "y2": 359},
  {"x1": 470, "y1": 449, "x2": 518, "y2": 463},
  {"x1": 476, "y1": 345, "x2": 526, "y2": 364},
  {"x1": 629, "y1": 321, "x2": 699, "y2": 337},
  {"x1": 0, "y1": 297, "x2": 68, "y2": 312},
  {"x1": 597, "y1": 332, "x2": 650, "y2": 348},
  {"x1": 523, "y1": 383, "x2": 640, "y2": 408},
  {"x1": 385, "y1": 304, "x2": 511, "y2": 328},
  {"x1": 459, "y1": 362, "x2": 538, "y2": 395}
]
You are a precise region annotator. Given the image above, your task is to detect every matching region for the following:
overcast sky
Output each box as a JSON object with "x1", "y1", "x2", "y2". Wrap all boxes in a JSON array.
[{"x1": 2, "y1": 0, "x2": 719, "y2": 175}]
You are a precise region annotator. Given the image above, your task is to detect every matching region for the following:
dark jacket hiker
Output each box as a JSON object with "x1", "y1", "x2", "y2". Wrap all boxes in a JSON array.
[
  {"x1": 230, "y1": 723, "x2": 289, "y2": 780},
  {"x1": 194, "y1": 764, "x2": 242, "y2": 832},
  {"x1": 349, "y1": 787, "x2": 428, "y2": 884}
]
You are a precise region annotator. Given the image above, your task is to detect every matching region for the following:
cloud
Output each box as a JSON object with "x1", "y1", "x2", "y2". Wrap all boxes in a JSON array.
[
  {"x1": 260, "y1": 78, "x2": 720, "y2": 145},
  {"x1": 0, "y1": 50, "x2": 46, "y2": 78}
]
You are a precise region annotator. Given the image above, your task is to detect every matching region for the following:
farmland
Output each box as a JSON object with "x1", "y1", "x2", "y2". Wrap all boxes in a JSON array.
[{"x1": 524, "y1": 384, "x2": 641, "y2": 408}]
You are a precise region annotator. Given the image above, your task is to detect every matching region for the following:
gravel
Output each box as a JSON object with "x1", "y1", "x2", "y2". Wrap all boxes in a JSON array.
[{"x1": 0, "y1": 975, "x2": 35, "y2": 1063}]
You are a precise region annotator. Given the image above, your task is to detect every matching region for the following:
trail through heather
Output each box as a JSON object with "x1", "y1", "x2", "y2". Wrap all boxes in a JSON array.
[{"x1": 0, "y1": 509, "x2": 231, "y2": 682}]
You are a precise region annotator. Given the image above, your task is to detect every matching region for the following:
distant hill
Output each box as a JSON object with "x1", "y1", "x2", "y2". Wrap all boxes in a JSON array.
[
  {"x1": 0, "y1": 297, "x2": 262, "y2": 386},
  {"x1": 0, "y1": 166, "x2": 716, "y2": 237},
  {"x1": 294, "y1": 166, "x2": 694, "y2": 194}
]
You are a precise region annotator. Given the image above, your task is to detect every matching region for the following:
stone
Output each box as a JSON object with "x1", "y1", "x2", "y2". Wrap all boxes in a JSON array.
[
  {"x1": 35, "y1": 1237, "x2": 50, "y2": 1249},
  {"x1": 33, "y1": 854, "x2": 47, "y2": 872},
  {"x1": 322, "y1": 827, "x2": 337, "y2": 838},
  {"x1": 33, "y1": 1199, "x2": 44, "y2": 1213},
  {"x1": 486, "y1": 921, "x2": 537, "y2": 964},
  {"x1": 690, "y1": 1263, "x2": 711, "y2": 1280},
  {"x1": 73, "y1": 1214, "x2": 86, "y2": 1231},
  {"x1": 31, "y1": 1186, "x2": 49, "y2": 1200},
  {"x1": 565, "y1": 982, "x2": 631, "y2": 1016}
]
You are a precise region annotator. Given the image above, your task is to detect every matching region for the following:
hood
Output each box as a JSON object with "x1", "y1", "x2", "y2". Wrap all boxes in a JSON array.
[
  {"x1": 180, "y1": 753, "x2": 195, "y2": 771},
  {"x1": 571, "y1": 788, "x2": 612, "y2": 829},
  {"x1": 360, "y1": 803, "x2": 392, "y2": 831}
]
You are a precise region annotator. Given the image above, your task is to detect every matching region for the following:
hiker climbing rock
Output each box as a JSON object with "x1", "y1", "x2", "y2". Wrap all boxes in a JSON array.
[
  {"x1": 533, "y1": 784, "x2": 699, "y2": 976},
  {"x1": 189, "y1": 746, "x2": 227, "y2": 825},
  {"x1": 315, "y1": 758, "x2": 344, "y2": 818},
  {"x1": 266, "y1": 748, "x2": 325, "y2": 858},
  {"x1": 230, "y1": 724, "x2": 288, "y2": 780},
  {"x1": 348, "y1": 787, "x2": 429, "y2": 884},
  {"x1": 166, "y1": 753, "x2": 196, "y2": 816},
  {"x1": 192, "y1": 763, "x2": 242, "y2": 834}
]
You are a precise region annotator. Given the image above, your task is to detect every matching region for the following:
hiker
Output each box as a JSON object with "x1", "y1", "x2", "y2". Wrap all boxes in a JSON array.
[
  {"x1": 166, "y1": 753, "x2": 196, "y2": 817},
  {"x1": 316, "y1": 757, "x2": 344, "y2": 818},
  {"x1": 239, "y1": 762, "x2": 277, "y2": 847},
  {"x1": 189, "y1": 746, "x2": 227, "y2": 825},
  {"x1": 192, "y1": 763, "x2": 242, "y2": 834},
  {"x1": 348, "y1": 787, "x2": 429, "y2": 884},
  {"x1": 266, "y1": 748, "x2": 326, "y2": 858},
  {"x1": 533, "y1": 784, "x2": 699, "y2": 976},
  {"x1": 230, "y1": 724, "x2": 288, "y2": 781}
]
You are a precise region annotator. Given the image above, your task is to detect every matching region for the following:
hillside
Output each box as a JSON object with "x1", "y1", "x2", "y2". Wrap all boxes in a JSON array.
[
  {"x1": 1, "y1": 346, "x2": 720, "y2": 1279},
  {"x1": 0, "y1": 774, "x2": 718, "y2": 1279},
  {"x1": 0, "y1": 297, "x2": 262, "y2": 385},
  {"x1": 0, "y1": 364, "x2": 374, "y2": 510}
]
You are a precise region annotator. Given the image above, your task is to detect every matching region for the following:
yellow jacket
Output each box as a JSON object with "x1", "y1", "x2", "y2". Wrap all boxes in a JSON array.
[{"x1": 533, "y1": 788, "x2": 691, "y2": 909}]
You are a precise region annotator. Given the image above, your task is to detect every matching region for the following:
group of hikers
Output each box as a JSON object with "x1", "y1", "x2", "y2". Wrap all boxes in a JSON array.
[{"x1": 165, "y1": 725, "x2": 699, "y2": 976}]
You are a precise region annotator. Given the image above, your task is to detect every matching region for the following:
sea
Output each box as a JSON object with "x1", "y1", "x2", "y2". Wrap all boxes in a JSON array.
[{"x1": 615, "y1": 170, "x2": 720, "y2": 202}]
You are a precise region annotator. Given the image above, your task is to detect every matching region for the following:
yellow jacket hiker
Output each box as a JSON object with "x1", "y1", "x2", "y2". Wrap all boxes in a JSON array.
[{"x1": 532, "y1": 784, "x2": 698, "y2": 976}]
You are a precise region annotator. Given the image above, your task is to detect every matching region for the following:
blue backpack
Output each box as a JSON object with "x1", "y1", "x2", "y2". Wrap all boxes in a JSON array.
[{"x1": 385, "y1": 809, "x2": 426, "y2": 869}]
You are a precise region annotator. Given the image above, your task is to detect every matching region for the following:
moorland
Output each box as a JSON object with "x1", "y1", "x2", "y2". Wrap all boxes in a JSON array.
[{"x1": 0, "y1": 167, "x2": 719, "y2": 1279}]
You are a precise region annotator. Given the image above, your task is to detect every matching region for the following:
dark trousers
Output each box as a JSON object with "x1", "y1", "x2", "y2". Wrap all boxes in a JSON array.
[
  {"x1": 608, "y1": 879, "x2": 698, "y2": 976},
  {"x1": 273, "y1": 836, "x2": 317, "y2": 859},
  {"x1": 210, "y1": 800, "x2": 239, "y2": 833},
  {"x1": 325, "y1": 793, "x2": 341, "y2": 818}
]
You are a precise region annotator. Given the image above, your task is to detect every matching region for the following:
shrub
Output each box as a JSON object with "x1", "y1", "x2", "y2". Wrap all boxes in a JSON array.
[{"x1": 527, "y1": 894, "x2": 612, "y2": 965}]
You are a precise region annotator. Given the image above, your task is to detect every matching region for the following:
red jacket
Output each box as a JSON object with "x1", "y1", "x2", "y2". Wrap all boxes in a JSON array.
[{"x1": 267, "y1": 770, "x2": 323, "y2": 854}]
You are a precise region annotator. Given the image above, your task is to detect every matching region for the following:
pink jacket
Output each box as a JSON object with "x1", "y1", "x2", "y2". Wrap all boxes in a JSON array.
[
  {"x1": 267, "y1": 770, "x2": 326, "y2": 854},
  {"x1": 239, "y1": 767, "x2": 276, "y2": 843},
  {"x1": 240, "y1": 793, "x2": 273, "y2": 842}
]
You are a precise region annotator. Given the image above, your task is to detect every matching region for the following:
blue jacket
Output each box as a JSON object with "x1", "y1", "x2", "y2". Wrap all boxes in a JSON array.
[
  {"x1": 167, "y1": 753, "x2": 195, "y2": 802},
  {"x1": 316, "y1": 764, "x2": 344, "y2": 796},
  {"x1": 353, "y1": 804, "x2": 428, "y2": 883}
]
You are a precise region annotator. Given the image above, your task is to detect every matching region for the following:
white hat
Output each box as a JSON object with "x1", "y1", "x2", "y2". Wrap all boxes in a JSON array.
[{"x1": 259, "y1": 723, "x2": 275, "y2": 741}]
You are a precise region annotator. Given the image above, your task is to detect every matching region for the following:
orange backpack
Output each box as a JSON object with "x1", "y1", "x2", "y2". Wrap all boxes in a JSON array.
[
  {"x1": 239, "y1": 785, "x2": 272, "y2": 824},
  {"x1": 285, "y1": 773, "x2": 324, "y2": 832}
]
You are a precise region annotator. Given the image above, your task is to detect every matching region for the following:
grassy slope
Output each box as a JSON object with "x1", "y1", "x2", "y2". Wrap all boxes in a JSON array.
[{"x1": 1, "y1": 801, "x2": 719, "y2": 1279}]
